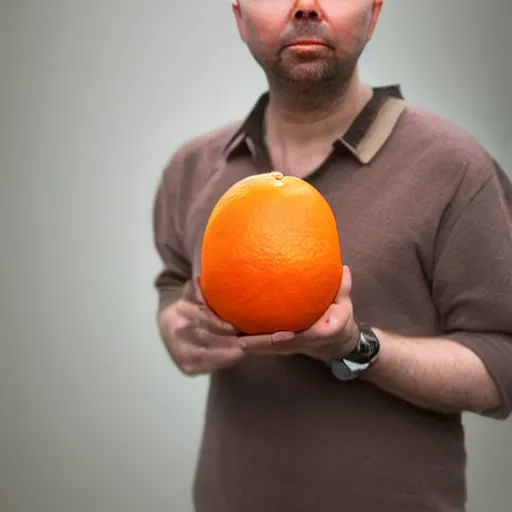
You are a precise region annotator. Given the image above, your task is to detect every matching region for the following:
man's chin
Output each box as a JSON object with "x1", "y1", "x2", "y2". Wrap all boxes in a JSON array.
[{"x1": 271, "y1": 61, "x2": 335, "y2": 83}]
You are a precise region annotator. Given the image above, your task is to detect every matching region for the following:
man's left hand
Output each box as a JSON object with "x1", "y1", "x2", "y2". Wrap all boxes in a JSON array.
[{"x1": 238, "y1": 265, "x2": 360, "y2": 360}]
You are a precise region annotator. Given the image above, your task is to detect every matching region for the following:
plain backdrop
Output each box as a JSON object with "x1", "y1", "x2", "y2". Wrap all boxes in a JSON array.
[{"x1": 1, "y1": 1, "x2": 511, "y2": 511}]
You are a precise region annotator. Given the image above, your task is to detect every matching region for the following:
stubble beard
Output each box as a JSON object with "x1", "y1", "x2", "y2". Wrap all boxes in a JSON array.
[{"x1": 259, "y1": 51, "x2": 362, "y2": 113}]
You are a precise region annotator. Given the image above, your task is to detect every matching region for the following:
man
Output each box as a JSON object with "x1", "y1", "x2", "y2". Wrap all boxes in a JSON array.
[{"x1": 152, "y1": 1, "x2": 512, "y2": 511}]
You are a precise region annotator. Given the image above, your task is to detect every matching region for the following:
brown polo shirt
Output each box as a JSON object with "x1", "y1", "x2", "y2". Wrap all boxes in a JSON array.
[{"x1": 152, "y1": 85, "x2": 512, "y2": 512}]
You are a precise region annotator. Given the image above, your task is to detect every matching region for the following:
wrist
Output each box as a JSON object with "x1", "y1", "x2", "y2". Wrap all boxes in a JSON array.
[{"x1": 322, "y1": 321, "x2": 360, "y2": 360}]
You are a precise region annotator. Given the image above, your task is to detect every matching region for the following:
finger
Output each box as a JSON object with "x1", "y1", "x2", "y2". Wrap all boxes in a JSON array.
[
  {"x1": 179, "y1": 345, "x2": 244, "y2": 376},
  {"x1": 243, "y1": 341, "x2": 299, "y2": 355},
  {"x1": 335, "y1": 265, "x2": 352, "y2": 303},
  {"x1": 178, "y1": 301, "x2": 236, "y2": 335},
  {"x1": 196, "y1": 307, "x2": 237, "y2": 335},
  {"x1": 238, "y1": 331, "x2": 295, "y2": 351},
  {"x1": 194, "y1": 327, "x2": 240, "y2": 348}
]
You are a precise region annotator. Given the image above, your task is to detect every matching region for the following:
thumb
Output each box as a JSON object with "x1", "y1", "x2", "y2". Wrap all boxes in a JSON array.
[
  {"x1": 327, "y1": 304, "x2": 348, "y2": 332},
  {"x1": 311, "y1": 303, "x2": 348, "y2": 338},
  {"x1": 335, "y1": 265, "x2": 352, "y2": 303}
]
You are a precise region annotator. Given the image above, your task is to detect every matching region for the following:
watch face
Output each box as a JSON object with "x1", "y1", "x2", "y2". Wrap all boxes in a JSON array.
[
  {"x1": 328, "y1": 325, "x2": 380, "y2": 381},
  {"x1": 345, "y1": 327, "x2": 380, "y2": 364}
]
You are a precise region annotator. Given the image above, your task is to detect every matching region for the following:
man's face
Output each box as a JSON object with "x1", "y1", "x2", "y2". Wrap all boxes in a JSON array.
[{"x1": 233, "y1": 0, "x2": 382, "y2": 86}]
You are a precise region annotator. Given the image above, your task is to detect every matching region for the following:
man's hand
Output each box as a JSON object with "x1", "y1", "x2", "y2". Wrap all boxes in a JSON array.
[
  {"x1": 158, "y1": 279, "x2": 293, "y2": 375},
  {"x1": 238, "y1": 265, "x2": 360, "y2": 360}
]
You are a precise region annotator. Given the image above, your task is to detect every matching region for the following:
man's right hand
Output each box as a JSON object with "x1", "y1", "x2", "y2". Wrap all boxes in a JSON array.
[{"x1": 157, "y1": 279, "x2": 245, "y2": 376}]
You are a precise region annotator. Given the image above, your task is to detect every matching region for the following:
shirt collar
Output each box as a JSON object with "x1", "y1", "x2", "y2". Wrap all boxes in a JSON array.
[{"x1": 223, "y1": 84, "x2": 406, "y2": 165}]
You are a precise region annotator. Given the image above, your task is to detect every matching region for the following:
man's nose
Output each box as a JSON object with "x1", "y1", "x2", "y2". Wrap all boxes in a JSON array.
[{"x1": 293, "y1": 0, "x2": 323, "y2": 21}]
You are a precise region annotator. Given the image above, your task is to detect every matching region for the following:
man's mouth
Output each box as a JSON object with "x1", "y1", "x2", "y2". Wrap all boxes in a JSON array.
[{"x1": 287, "y1": 39, "x2": 328, "y2": 47}]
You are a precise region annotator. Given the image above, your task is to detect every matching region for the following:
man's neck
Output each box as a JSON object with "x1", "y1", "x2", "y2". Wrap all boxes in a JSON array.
[
  {"x1": 264, "y1": 73, "x2": 373, "y2": 148},
  {"x1": 262, "y1": 73, "x2": 373, "y2": 178}
]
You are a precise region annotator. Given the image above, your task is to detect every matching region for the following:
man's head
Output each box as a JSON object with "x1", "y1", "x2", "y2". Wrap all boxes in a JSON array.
[{"x1": 232, "y1": 0, "x2": 382, "y2": 98}]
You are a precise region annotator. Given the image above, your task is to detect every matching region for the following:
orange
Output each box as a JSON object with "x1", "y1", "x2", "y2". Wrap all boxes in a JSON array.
[{"x1": 199, "y1": 171, "x2": 343, "y2": 335}]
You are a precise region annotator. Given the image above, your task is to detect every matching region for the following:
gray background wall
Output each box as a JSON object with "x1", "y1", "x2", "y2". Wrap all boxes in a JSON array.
[{"x1": 1, "y1": 1, "x2": 511, "y2": 511}]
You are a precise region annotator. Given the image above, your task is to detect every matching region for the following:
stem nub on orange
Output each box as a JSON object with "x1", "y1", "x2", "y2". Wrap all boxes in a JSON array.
[{"x1": 199, "y1": 171, "x2": 343, "y2": 335}]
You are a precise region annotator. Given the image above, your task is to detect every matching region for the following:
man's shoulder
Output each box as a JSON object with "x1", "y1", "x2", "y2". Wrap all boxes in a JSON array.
[
  {"x1": 399, "y1": 103, "x2": 495, "y2": 173},
  {"x1": 402, "y1": 104, "x2": 492, "y2": 167},
  {"x1": 396, "y1": 102, "x2": 508, "y2": 209}
]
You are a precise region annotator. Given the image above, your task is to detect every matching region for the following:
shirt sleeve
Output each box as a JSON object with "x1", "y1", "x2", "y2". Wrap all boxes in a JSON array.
[
  {"x1": 152, "y1": 151, "x2": 192, "y2": 312},
  {"x1": 432, "y1": 159, "x2": 512, "y2": 419}
]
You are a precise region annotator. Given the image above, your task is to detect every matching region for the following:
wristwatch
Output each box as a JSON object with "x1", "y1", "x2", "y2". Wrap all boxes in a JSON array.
[{"x1": 326, "y1": 323, "x2": 380, "y2": 381}]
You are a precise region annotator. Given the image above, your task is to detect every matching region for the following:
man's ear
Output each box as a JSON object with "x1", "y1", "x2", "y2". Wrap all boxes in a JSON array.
[
  {"x1": 366, "y1": 0, "x2": 383, "y2": 42},
  {"x1": 232, "y1": 1, "x2": 247, "y2": 42}
]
